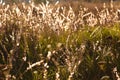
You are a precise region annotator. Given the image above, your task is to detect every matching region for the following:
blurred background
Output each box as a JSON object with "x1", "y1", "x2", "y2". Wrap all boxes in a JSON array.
[{"x1": 0, "y1": 0, "x2": 120, "y2": 4}]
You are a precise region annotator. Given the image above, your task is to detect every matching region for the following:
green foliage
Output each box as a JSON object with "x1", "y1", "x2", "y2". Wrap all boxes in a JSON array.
[
  {"x1": 0, "y1": 22, "x2": 120, "y2": 80},
  {"x1": 0, "y1": 1, "x2": 120, "y2": 80}
]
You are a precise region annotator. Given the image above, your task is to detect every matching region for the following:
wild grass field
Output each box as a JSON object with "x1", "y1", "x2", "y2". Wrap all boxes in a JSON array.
[{"x1": 0, "y1": 1, "x2": 120, "y2": 80}]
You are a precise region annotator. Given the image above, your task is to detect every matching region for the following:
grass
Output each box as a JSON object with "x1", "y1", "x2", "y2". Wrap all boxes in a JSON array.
[{"x1": 0, "y1": 1, "x2": 120, "y2": 80}]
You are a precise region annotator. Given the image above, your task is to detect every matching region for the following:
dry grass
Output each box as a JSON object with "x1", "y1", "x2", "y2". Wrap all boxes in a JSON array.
[{"x1": 0, "y1": 1, "x2": 120, "y2": 80}]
